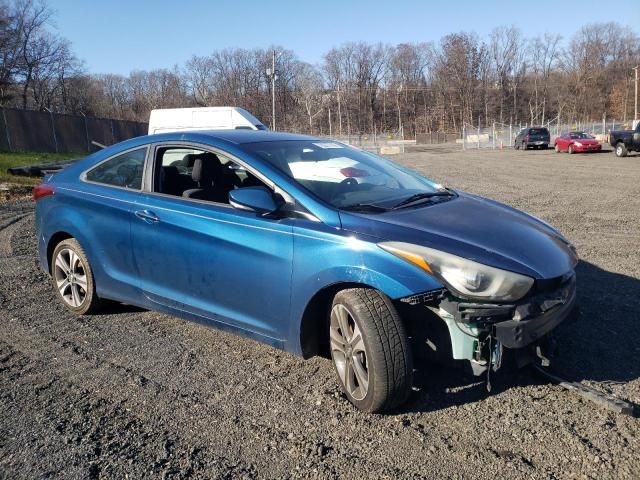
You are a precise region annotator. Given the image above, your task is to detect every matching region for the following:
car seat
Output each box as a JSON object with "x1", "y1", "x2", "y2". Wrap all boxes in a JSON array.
[{"x1": 182, "y1": 155, "x2": 229, "y2": 203}]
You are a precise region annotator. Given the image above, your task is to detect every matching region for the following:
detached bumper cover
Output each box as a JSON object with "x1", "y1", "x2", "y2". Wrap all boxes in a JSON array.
[{"x1": 493, "y1": 277, "x2": 576, "y2": 348}]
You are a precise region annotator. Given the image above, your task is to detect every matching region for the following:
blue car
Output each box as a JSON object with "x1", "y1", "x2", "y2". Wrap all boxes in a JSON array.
[{"x1": 34, "y1": 130, "x2": 578, "y2": 412}]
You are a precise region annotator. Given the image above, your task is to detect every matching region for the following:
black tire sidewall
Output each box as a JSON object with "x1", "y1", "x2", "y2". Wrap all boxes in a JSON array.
[
  {"x1": 50, "y1": 238, "x2": 99, "y2": 315},
  {"x1": 329, "y1": 299, "x2": 378, "y2": 411},
  {"x1": 330, "y1": 289, "x2": 412, "y2": 413}
]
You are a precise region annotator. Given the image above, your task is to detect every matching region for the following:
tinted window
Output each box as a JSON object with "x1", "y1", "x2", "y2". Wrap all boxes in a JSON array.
[
  {"x1": 529, "y1": 128, "x2": 549, "y2": 135},
  {"x1": 86, "y1": 148, "x2": 147, "y2": 189}
]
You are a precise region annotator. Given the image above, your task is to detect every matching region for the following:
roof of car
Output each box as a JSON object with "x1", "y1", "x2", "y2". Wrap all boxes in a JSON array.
[{"x1": 156, "y1": 129, "x2": 317, "y2": 145}]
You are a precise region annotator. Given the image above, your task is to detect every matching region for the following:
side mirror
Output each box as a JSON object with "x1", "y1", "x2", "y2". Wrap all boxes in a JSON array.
[{"x1": 229, "y1": 186, "x2": 280, "y2": 215}]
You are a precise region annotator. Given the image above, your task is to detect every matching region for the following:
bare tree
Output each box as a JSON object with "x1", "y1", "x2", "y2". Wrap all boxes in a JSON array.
[
  {"x1": 490, "y1": 26, "x2": 526, "y2": 123},
  {"x1": 528, "y1": 33, "x2": 561, "y2": 125},
  {"x1": 294, "y1": 63, "x2": 324, "y2": 133},
  {"x1": 3, "y1": 1, "x2": 640, "y2": 137}
]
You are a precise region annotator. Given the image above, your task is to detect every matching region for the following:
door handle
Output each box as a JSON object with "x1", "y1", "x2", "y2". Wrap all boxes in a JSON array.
[{"x1": 134, "y1": 209, "x2": 160, "y2": 224}]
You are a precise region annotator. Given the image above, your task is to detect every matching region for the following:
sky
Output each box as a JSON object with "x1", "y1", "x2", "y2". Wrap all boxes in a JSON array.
[{"x1": 50, "y1": 0, "x2": 639, "y2": 75}]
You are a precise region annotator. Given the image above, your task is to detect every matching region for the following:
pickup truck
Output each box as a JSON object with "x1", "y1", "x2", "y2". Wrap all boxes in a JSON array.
[{"x1": 609, "y1": 122, "x2": 640, "y2": 157}]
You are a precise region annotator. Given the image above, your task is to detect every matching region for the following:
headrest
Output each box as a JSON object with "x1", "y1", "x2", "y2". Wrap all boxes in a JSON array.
[
  {"x1": 199, "y1": 152, "x2": 222, "y2": 167},
  {"x1": 191, "y1": 156, "x2": 219, "y2": 185},
  {"x1": 160, "y1": 165, "x2": 179, "y2": 183},
  {"x1": 182, "y1": 153, "x2": 198, "y2": 168}
]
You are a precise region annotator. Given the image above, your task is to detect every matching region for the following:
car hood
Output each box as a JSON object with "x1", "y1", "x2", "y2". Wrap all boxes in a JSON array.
[{"x1": 339, "y1": 191, "x2": 577, "y2": 280}]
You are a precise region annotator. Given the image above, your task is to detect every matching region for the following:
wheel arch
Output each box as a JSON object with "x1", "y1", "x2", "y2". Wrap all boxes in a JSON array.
[
  {"x1": 299, "y1": 282, "x2": 383, "y2": 359},
  {"x1": 46, "y1": 231, "x2": 74, "y2": 273}
]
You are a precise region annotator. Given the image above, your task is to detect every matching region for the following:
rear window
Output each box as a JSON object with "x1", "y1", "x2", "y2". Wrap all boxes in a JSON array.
[
  {"x1": 529, "y1": 128, "x2": 549, "y2": 135},
  {"x1": 85, "y1": 147, "x2": 147, "y2": 189}
]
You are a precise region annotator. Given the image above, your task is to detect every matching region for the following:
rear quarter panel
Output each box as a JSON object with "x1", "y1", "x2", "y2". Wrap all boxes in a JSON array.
[{"x1": 37, "y1": 180, "x2": 143, "y2": 306}]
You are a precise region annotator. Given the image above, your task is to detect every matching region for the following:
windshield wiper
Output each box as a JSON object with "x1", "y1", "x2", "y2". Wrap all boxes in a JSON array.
[
  {"x1": 391, "y1": 190, "x2": 454, "y2": 210},
  {"x1": 341, "y1": 203, "x2": 388, "y2": 213}
]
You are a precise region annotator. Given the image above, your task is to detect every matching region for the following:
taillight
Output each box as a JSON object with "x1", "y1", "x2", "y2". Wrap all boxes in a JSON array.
[{"x1": 32, "y1": 183, "x2": 55, "y2": 201}]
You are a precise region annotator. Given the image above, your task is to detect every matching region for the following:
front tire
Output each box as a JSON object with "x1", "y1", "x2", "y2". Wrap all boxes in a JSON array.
[
  {"x1": 329, "y1": 288, "x2": 413, "y2": 413},
  {"x1": 51, "y1": 238, "x2": 103, "y2": 315},
  {"x1": 568, "y1": 145, "x2": 574, "y2": 154},
  {"x1": 615, "y1": 142, "x2": 628, "y2": 157}
]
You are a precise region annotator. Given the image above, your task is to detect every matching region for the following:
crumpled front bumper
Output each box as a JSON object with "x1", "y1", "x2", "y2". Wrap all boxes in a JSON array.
[
  {"x1": 424, "y1": 272, "x2": 577, "y2": 363},
  {"x1": 493, "y1": 276, "x2": 576, "y2": 348}
]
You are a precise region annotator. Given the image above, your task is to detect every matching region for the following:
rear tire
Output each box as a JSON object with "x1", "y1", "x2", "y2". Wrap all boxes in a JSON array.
[
  {"x1": 329, "y1": 288, "x2": 413, "y2": 413},
  {"x1": 615, "y1": 142, "x2": 628, "y2": 157},
  {"x1": 51, "y1": 238, "x2": 103, "y2": 315},
  {"x1": 554, "y1": 144, "x2": 560, "y2": 153}
]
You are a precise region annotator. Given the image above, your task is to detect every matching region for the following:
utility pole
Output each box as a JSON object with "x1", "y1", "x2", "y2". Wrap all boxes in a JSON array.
[
  {"x1": 266, "y1": 50, "x2": 278, "y2": 130},
  {"x1": 633, "y1": 65, "x2": 639, "y2": 122}
]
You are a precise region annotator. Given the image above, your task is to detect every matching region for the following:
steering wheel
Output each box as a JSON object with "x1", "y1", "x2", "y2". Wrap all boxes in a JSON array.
[{"x1": 340, "y1": 177, "x2": 358, "y2": 186}]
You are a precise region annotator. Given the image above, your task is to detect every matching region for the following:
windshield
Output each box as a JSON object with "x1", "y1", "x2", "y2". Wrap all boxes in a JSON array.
[
  {"x1": 529, "y1": 128, "x2": 549, "y2": 136},
  {"x1": 242, "y1": 140, "x2": 443, "y2": 209},
  {"x1": 569, "y1": 132, "x2": 593, "y2": 139}
]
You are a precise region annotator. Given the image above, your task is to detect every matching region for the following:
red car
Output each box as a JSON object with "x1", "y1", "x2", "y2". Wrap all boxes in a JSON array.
[{"x1": 554, "y1": 132, "x2": 602, "y2": 153}]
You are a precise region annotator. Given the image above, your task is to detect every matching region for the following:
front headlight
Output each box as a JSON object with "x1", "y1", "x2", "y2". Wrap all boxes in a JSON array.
[
  {"x1": 574, "y1": 142, "x2": 583, "y2": 147},
  {"x1": 379, "y1": 241, "x2": 534, "y2": 302}
]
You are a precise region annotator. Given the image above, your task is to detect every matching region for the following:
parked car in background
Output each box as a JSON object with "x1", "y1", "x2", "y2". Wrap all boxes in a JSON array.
[
  {"x1": 514, "y1": 127, "x2": 550, "y2": 150},
  {"x1": 609, "y1": 121, "x2": 640, "y2": 157},
  {"x1": 554, "y1": 132, "x2": 602, "y2": 154},
  {"x1": 33, "y1": 130, "x2": 578, "y2": 413}
]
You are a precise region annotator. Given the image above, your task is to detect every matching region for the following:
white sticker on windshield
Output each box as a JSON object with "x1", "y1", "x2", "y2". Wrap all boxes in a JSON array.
[{"x1": 312, "y1": 142, "x2": 343, "y2": 149}]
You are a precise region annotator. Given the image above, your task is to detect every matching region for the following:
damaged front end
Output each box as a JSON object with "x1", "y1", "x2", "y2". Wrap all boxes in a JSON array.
[{"x1": 399, "y1": 271, "x2": 577, "y2": 383}]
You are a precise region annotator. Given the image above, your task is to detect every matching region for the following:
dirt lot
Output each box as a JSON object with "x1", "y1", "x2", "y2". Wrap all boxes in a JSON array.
[{"x1": 1, "y1": 146, "x2": 639, "y2": 479}]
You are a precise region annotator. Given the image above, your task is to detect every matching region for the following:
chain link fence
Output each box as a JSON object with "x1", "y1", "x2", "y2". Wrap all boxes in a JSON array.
[
  {"x1": 0, "y1": 107, "x2": 148, "y2": 153},
  {"x1": 461, "y1": 119, "x2": 632, "y2": 150},
  {"x1": 308, "y1": 131, "x2": 413, "y2": 155}
]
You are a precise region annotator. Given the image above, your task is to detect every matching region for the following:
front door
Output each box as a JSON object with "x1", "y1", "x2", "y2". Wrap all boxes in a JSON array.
[{"x1": 130, "y1": 144, "x2": 294, "y2": 342}]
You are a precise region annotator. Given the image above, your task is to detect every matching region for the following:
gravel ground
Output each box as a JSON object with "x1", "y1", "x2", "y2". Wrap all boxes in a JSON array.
[{"x1": 1, "y1": 145, "x2": 639, "y2": 479}]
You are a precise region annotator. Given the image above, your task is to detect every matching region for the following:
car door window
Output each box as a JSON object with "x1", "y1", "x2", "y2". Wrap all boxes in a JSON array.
[
  {"x1": 154, "y1": 146, "x2": 266, "y2": 204},
  {"x1": 85, "y1": 147, "x2": 147, "y2": 189}
]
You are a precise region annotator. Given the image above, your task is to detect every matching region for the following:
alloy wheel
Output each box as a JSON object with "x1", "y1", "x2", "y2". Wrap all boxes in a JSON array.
[
  {"x1": 54, "y1": 248, "x2": 88, "y2": 308},
  {"x1": 330, "y1": 303, "x2": 369, "y2": 401}
]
